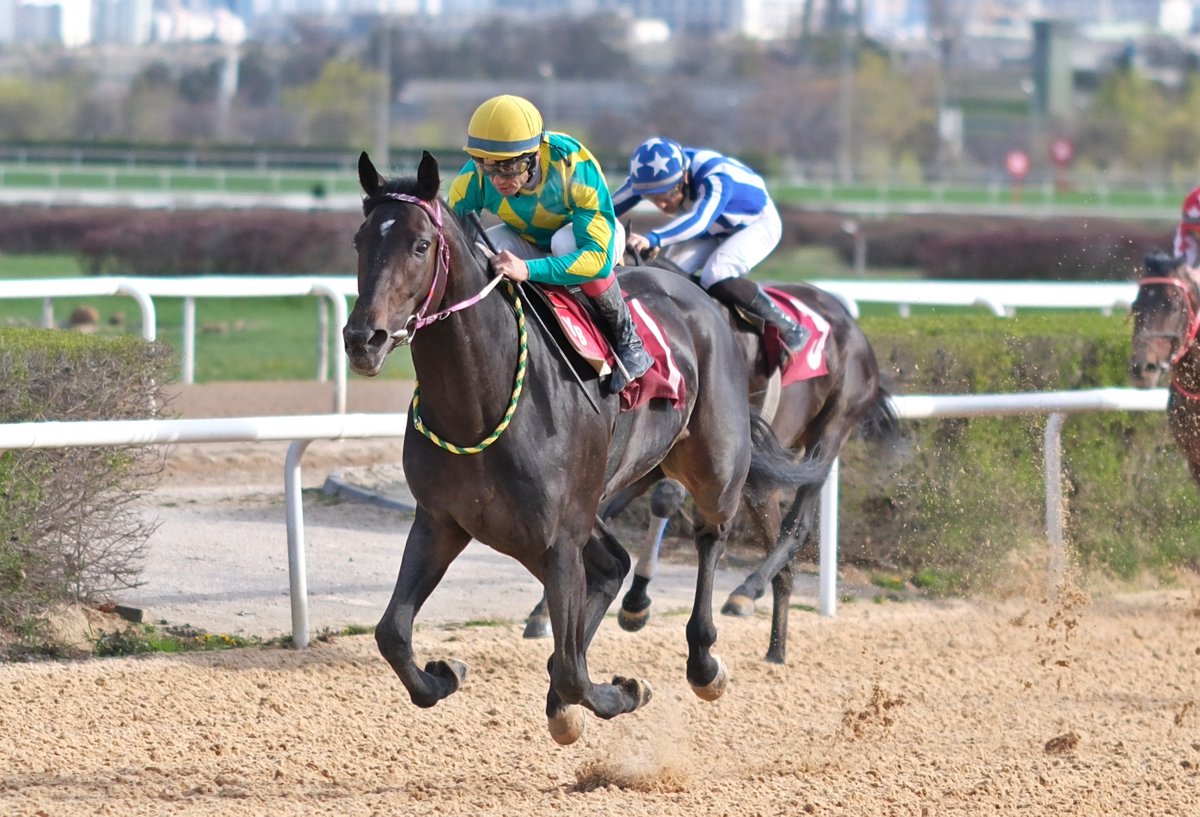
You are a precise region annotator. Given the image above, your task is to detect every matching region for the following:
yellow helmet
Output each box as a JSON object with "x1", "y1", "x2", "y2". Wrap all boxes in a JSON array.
[{"x1": 464, "y1": 95, "x2": 544, "y2": 160}]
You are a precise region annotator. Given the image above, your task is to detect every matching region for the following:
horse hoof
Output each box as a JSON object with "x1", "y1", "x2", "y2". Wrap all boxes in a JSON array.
[
  {"x1": 613, "y1": 676, "x2": 654, "y2": 710},
  {"x1": 523, "y1": 616, "x2": 551, "y2": 640},
  {"x1": 721, "y1": 594, "x2": 755, "y2": 618},
  {"x1": 548, "y1": 705, "x2": 585, "y2": 746},
  {"x1": 618, "y1": 605, "x2": 650, "y2": 632},
  {"x1": 426, "y1": 658, "x2": 468, "y2": 689},
  {"x1": 690, "y1": 656, "x2": 728, "y2": 702}
]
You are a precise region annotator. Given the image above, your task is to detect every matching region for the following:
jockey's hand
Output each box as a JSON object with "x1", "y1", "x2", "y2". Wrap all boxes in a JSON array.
[
  {"x1": 627, "y1": 232, "x2": 659, "y2": 260},
  {"x1": 491, "y1": 250, "x2": 529, "y2": 282}
]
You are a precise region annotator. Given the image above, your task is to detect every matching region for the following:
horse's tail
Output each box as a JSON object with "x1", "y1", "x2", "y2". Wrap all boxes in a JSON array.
[
  {"x1": 745, "y1": 414, "x2": 831, "y2": 492},
  {"x1": 858, "y1": 388, "x2": 902, "y2": 445}
]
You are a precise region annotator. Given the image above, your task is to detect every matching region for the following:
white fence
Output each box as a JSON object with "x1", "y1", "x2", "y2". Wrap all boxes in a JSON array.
[
  {"x1": 2, "y1": 276, "x2": 357, "y2": 413},
  {"x1": 2, "y1": 276, "x2": 1141, "y2": 415},
  {"x1": 0, "y1": 387, "x2": 1171, "y2": 647}
]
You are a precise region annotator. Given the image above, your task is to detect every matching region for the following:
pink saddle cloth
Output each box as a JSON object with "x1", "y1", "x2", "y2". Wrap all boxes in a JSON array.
[
  {"x1": 544, "y1": 288, "x2": 685, "y2": 412},
  {"x1": 758, "y1": 286, "x2": 831, "y2": 385}
]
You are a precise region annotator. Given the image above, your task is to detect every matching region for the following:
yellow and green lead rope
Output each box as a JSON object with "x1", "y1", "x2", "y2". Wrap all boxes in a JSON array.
[{"x1": 410, "y1": 281, "x2": 528, "y2": 455}]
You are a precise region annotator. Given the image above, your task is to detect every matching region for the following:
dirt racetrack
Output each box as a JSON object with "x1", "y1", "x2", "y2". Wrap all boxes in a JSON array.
[{"x1": 1, "y1": 382, "x2": 1198, "y2": 816}]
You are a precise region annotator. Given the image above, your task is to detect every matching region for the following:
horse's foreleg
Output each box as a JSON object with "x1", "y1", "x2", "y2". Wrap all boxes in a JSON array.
[
  {"x1": 686, "y1": 519, "x2": 730, "y2": 701},
  {"x1": 543, "y1": 535, "x2": 648, "y2": 745},
  {"x1": 617, "y1": 514, "x2": 667, "y2": 632},
  {"x1": 529, "y1": 473, "x2": 671, "y2": 641},
  {"x1": 724, "y1": 483, "x2": 822, "y2": 619},
  {"x1": 375, "y1": 510, "x2": 470, "y2": 708},
  {"x1": 721, "y1": 489, "x2": 783, "y2": 617}
]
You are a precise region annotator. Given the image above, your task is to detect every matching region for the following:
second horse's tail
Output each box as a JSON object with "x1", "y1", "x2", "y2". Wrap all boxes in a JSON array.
[
  {"x1": 859, "y1": 388, "x2": 902, "y2": 445},
  {"x1": 745, "y1": 414, "x2": 830, "y2": 492}
]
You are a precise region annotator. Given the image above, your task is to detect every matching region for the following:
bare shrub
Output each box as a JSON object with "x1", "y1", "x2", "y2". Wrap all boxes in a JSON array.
[{"x1": 0, "y1": 329, "x2": 173, "y2": 645}]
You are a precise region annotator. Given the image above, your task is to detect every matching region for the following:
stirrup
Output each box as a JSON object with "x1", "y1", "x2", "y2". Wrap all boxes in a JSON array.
[{"x1": 780, "y1": 324, "x2": 811, "y2": 354}]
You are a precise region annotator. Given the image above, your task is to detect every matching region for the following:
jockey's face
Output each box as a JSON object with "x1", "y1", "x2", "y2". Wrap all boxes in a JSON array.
[
  {"x1": 477, "y1": 154, "x2": 535, "y2": 196},
  {"x1": 646, "y1": 183, "x2": 685, "y2": 214}
]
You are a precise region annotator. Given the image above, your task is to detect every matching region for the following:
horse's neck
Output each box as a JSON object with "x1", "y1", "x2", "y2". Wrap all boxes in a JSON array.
[
  {"x1": 1176, "y1": 345, "x2": 1200, "y2": 395},
  {"x1": 409, "y1": 241, "x2": 522, "y2": 429}
]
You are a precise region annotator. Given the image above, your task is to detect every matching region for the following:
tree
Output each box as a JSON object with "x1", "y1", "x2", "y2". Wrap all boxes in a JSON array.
[
  {"x1": 1077, "y1": 66, "x2": 1167, "y2": 172},
  {"x1": 282, "y1": 58, "x2": 385, "y2": 147},
  {"x1": 853, "y1": 51, "x2": 937, "y2": 177}
]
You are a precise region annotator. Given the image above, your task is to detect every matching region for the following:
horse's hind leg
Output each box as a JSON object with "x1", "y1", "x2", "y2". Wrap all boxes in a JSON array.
[
  {"x1": 544, "y1": 528, "x2": 647, "y2": 745},
  {"x1": 686, "y1": 518, "x2": 732, "y2": 700},
  {"x1": 766, "y1": 560, "x2": 797, "y2": 664},
  {"x1": 619, "y1": 478, "x2": 687, "y2": 632},
  {"x1": 376, "y1": 509, "x2": 471, "y2": 708}
]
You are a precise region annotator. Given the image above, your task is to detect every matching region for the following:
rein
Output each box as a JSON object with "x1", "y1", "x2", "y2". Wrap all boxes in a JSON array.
[
  {"x1": 380, "y1": 192, "x2": 528, "y2": 454},
  {"x1": 382, "y1": 192, "x2": 505, "y2": 341},
  {"x1": 1137, "y1": 274, "x2": 1200, "y2": 401}
]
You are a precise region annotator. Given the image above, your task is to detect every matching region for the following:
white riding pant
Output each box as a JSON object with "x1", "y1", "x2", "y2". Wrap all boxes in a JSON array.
[
  {"x1": 661, "y1": 200, "x2": 782, "y2": 290},
  {"x1": 485, "y1": 222, "x2": 626, "y2": 265}
]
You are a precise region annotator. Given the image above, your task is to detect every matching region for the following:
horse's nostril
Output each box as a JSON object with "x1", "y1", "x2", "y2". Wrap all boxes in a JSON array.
[{"x1": 368, "y1": 329, "x2": 390, "y2": 351}]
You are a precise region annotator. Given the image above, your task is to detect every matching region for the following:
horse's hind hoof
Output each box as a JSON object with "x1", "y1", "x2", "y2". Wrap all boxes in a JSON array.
[
  {"x1": 721, "y1": 594, "x2": 755, "y2": 618},
  {"x1": 690, "y1": 656, "x2": 728, "y2": 702},
  {"x1": 425, "y1": 658, "x2": 468, "y2": 689},
  {"x1": 612, "y1": 676, "x2": 653, "y2": 710},
  {"x1": 523, "y1": 615, "x2": 551, "y2": 640},
  {"x1": 617, "y1": 605, "x2": 650, "y2": 632},
  {"x1": 548, "y1": 705, "x2": 585, "y2": 746}
]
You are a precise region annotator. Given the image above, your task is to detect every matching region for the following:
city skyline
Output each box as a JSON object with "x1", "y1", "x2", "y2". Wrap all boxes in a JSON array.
[{"x1": 1, "y1": 0, "x2": 1197, "y2": 49}]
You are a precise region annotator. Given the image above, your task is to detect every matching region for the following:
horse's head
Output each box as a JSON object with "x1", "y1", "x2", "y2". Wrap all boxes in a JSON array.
[
  {"x1": 1129, "y1": 251, "x2": 1198, "y2": 388},
  {"x1": 343, "y1": 150, "x2": 447, "y2": 376}
]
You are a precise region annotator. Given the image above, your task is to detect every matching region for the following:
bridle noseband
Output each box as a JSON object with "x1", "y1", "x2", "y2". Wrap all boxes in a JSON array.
[
  {"x1": 1136, "y1": 273, "x2": 1200, "y2": 399},
  {"x1": 1136, "y1": 275, "x2": 1200, "y2": 366},
  {"x1": 380, "y1": 192, "x2": 503, "y2": 344}
]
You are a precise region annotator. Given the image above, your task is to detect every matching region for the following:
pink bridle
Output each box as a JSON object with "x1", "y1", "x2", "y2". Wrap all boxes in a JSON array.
[
  {"x1": 1137, "y1": 274, "x2": 1200, "y2": 400},
  {"x1": 381, "y1": 193, "x2": 503, "y2": 343}
]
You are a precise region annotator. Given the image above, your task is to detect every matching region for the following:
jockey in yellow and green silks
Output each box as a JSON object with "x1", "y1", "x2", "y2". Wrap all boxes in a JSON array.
[{"x1": 447, "y1": 94, "x2": 651, "y2": 392}]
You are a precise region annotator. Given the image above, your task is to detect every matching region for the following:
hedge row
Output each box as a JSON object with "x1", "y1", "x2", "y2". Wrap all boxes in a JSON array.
[
  {"x1": 0, "y1": 328, "x2": 173, "y2": 649},
  {"x1": 0, "y1": 206, "x2": 360, "y2": 276},
  {"x1": 782, "y1": 208, "x2": 1170, "y2": 281},
  {"x1": 833, "y1": 312, "x2": 1199, "y2": 589}
]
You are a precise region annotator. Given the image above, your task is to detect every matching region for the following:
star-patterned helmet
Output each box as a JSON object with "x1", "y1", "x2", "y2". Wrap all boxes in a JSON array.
[
  {"x1": 1182, "y1": 185, "x2": 1200, "y2": 233},
  {"x1": 629, "y1": 138, "x2": 688, "y2": 195}
]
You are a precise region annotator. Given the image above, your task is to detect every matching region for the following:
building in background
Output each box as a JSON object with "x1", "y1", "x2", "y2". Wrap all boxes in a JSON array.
[{"x1": 0, "y1": 0, "x2": 1198, "y2": 50}]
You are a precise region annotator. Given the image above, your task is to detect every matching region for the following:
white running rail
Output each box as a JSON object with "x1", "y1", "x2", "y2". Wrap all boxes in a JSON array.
[
  {"x1": 814, "y1": 387, "x2": 1170, "y2": 618},
  {"x1": 0, "y1": 386, "x2": 1172, "y2": 646}
]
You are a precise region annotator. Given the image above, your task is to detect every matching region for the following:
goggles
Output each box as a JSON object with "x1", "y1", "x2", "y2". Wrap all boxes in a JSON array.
[
  {"x1": 476, "y1": 155, "x2": 534, "y2": 180},
  {"x1": 645, "y1": 184, "x2": 684, "y2": 204}
]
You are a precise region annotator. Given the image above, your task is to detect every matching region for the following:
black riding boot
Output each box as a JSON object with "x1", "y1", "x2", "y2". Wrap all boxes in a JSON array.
[
  {"x1": 748, "y1": 289, "x2": 810, "y2": 354},
  {"x1": 592, "y1": 282, "x2": 653, "y2": 392},
  {"x1": 709, "y1": 278, "x2": 811, "y2": 355}
]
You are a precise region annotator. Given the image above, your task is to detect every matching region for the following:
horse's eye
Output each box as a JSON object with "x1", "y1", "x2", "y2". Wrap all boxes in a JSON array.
[{"x1": 415, "y1": 239, "x2": 431, "y2": 254}]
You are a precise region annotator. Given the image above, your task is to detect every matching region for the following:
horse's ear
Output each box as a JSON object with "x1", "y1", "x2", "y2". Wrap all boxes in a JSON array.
[
  {"x1": 415, "y1": 150, "x2": 440, "y2": 201},
  {"x1": 358, "y1": 151, "x2": 383, "y2": 198}
]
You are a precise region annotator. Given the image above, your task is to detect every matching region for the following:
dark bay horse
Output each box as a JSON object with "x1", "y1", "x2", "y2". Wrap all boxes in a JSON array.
[
  {"x1": 524, "y1": 271, "x2": 899, "y2": 664},
  {"x1": 1129, "y1": 251, "x2": 1200, "y2": 485},
  {"x1": 343, "y1": 150, "x2": 829, "y2": 744}
]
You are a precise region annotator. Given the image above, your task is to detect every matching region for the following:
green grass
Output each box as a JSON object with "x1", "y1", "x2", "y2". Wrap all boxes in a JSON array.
[
  {"x1": 0, "y1": 246, "x2": 1086, "y2": 382},
  {"x1": 0, "y1": 164, "x2": 362, "y2": 197},
  {"x1": 0, "y1": 253, "x2": 415, "y2": 382}
]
